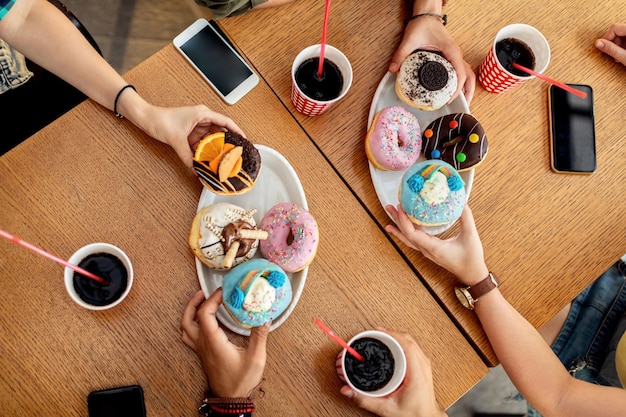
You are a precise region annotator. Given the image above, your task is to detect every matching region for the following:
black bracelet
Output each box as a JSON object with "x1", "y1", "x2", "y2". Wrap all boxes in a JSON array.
[
  {"x1": 113, "y1": 84, "x2": 136, "y2": 118},
  {"x1": 404, "y1": 13, "x2": 447, "y2": 26}
]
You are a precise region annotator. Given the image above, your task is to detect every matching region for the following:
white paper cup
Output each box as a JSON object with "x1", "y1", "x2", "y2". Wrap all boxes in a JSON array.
[
  {"x1": 291, "y1": 44, "x2": 353, "y2": 116},
  {"x1": 335, "y1": 330, "x2": 407, "y2": 397},
  {"x1": 64, "y1": 243, "x2": 133, "y2": 310},
  {"x1": 478, "y1": 24, "x2": 550, "y2": 93}
]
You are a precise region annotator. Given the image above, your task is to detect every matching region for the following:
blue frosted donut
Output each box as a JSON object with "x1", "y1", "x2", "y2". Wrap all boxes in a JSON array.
[
  {"x1": 222, "y1": 259, "x2": 292, "y2": 328},
  {"x1": 398, "y1": 160, "x2": 466, "y2": 226}
]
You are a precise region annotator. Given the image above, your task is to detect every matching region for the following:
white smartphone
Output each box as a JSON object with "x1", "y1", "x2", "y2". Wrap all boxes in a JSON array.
[{"x1": 173, "y1": 19, "x2": 259, "y2": 105}]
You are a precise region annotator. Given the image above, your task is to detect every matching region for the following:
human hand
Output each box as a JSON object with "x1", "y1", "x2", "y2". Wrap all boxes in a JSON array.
[
  {"x1": 181, "y1": 289, "x2": 269, "y2": 397},
  {"x1": 389, "y1": 17, "x2": 475, "y2": 105},
  {"x1": 138, "y1": 104, "x2": 245, "y2": 170},
  {"x1": 340, "y1": 329, "x2": 447, "y2": 417},
  {"x1": 385, "y1": 204, "x2": 488, "y2": 286},
  {"x1": 595, "y1": 23, "x2": 626, "y2": 66}
]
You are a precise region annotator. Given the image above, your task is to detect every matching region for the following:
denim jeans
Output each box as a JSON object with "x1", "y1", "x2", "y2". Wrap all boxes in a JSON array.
[{"x1": 526, "y1": 259, "x2": 626, "y2": 417}]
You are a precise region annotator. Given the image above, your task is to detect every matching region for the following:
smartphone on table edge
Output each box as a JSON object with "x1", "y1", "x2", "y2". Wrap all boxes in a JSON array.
[
  {"x1": 173, "y1": 18, "x2": 259, "y2": 105},
  {"x1": 548, "y1": 83, "x2": 596, "y2": 174},
  {"x1": 88, "y1": 384, "x2": 146, "y2": 417}
]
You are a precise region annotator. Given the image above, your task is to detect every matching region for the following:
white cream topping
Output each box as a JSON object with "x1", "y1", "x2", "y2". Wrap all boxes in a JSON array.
[
  {"x1": 243, "y1": 279, "x2": 276, "y2": 312},
  {"x1": 419, "y1": 171, "x2": 450, "y2": 205}
]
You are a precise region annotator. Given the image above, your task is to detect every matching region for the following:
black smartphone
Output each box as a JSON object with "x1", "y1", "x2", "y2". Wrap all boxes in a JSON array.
[
  {"x1": 548, "y1": 84, "x2": 596, "y2": 173},
  {"x1": 173, "y1": 18, "x2": 259, "y2": 105},
  {"x1": 87, "y1": 385, "x2": 146, "y2": 417}
]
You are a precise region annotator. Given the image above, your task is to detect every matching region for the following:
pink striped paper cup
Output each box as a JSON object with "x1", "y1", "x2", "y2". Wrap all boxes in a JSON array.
[
  {"x1": 291, "y1": 44, "x2": 352, "y2": 116},
  {"x1": 478, "y1": 24, "x2": 550, "y2": 94}
]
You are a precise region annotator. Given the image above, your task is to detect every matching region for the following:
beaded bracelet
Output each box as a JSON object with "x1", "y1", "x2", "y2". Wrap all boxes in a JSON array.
[
  {"x1": 113, "y1": 84, "x2": 136, "y2": 118},
  {"x1": 198, "y1": 396, "x2": 255, "y2": 416},
  {"x1": 404, "y1": 12, "x2": 447, "y2": 26}
]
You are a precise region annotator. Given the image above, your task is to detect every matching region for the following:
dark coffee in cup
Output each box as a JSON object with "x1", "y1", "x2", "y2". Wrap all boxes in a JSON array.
[
  {"x1": 496, "y1": 38, "x2": 536, "y2": 77},
  {"x1": 73, "y1": 252, "x2": 128, "y2": 306},
  {"x1": 344, "y1": 337, "x2": 395, "y2": 391},
  {"x1": 295, "y1": 57, "x2": 343, "y2": 101}
]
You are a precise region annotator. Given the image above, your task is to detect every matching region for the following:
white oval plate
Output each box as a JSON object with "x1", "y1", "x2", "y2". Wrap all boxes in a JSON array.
[
  {"x1": 367, "y1": 71, "x2": 474, "y2": 235},
  {"x1": 195, "y1": 145, "x2": 308, "y2": 335}
]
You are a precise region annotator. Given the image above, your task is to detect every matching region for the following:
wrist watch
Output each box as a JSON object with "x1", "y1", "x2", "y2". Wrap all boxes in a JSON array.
[{"x1": 455, "y1": 272, "x2": 499, "y2": 310}]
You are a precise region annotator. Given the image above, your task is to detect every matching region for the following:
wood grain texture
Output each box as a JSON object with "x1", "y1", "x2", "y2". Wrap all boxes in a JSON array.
[
  {"x1": 218, "y1": 0, "x2": 626, "y2": 366},
  {"x1": 0, "y1": 46, "x2": 486, "y2": 415}
]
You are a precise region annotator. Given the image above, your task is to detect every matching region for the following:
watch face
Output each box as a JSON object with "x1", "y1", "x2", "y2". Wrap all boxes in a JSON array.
[{"x1": 454, "y1": 287, "x2": 473, "y2": 309}]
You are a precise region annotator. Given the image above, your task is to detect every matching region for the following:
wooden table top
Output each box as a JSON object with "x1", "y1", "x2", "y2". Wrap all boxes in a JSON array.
[
  {"x1": 218, "y1": 0, "x2": 626, "y2": 366},
  {"x1": 0, "y1": 45, "x2": 487, "y2": 415}
]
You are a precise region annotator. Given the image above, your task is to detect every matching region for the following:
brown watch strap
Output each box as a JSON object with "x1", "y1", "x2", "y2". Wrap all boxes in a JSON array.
[{"x1": 467, "y1": 272, "x2": 499, "y2": 300}]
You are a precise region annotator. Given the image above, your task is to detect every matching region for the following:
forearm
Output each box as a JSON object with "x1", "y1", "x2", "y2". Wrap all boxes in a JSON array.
[
  {"x1": 0, "y1": 0, "x2": 126, "y2": 110},
  {"x1": 410, "y1": 0, "x2": 444, "y2": 14},
  {"x1": 474, "y1": 288, "x2": 625, "y2": 416}
]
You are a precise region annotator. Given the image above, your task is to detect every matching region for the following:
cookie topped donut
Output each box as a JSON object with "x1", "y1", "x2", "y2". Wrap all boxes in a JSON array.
[
  {"x1": 395, "y1": 50, "x2": 457, "y2": 111},
  {"x1": 422, "y1": 113, "x2": 488, "y2": 171}
]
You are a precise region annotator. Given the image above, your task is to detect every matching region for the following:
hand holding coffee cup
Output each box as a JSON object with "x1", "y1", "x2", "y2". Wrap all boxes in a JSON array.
[{"x1": 335, "y1": 330, "x2": 407, "y2": 398}]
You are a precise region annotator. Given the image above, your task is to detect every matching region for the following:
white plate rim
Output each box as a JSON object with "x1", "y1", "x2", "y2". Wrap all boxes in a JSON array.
[
  {"x1": 195, "y1": 144, "x2": 308, "y2": 335},
  {"x1": 367, "y1": 71, "x2": 474, "y2": 235}
]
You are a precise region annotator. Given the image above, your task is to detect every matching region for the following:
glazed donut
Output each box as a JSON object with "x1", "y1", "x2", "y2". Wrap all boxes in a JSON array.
[
  {"x1": 222, "y1": 259, "x2": 293, "y2": 328},
  {"x1": 193, "y1": 131, "x2": 262, "y2": 195},
  {"x1": 365, "y1": 105, "x2": 422, "y2": 171},
  {"x1": 422, "y1": 113, "x2": 488, "y2": 171},
  {"x1": 259, "y1": 203, "x2": 319, "y2": 272},
  {"x1": 189, "y1": 202, "x2": 268, "y2": 270},
  {"x1": 398, "y1": 160, "x2": 466, "y2": 227},
  {"x1": 395, "y1": 50, "x2": 457, "y2": 111}
]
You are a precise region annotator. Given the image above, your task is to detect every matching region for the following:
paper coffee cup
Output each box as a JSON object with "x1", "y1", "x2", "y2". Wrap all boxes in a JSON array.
[
  {"x1": 335, "y1": 330, "x2": 407, "y2": 397},
  {"x1": 478, "y1": 23, "x2": 550, "y2": 94},
  {"x1": 64, "y1": 242, "x2": 133, "y2": 310},
  {"x1": 291, "y1": 44, "x2": 353, "y2": 116}
]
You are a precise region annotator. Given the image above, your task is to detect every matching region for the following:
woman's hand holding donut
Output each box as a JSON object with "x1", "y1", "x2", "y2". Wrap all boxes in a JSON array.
[
  {"x1": 595, "y1": 23, "x2": 626, "y2": 66},
  {"x1": 385, "y1": 204, "x2": 488, "y2": 286},
  {"x1": 389, "y1": 12, "x2": 475, "y2": 105}
]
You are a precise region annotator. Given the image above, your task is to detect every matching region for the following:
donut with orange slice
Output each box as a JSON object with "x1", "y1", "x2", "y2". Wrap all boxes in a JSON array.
[{"x1": 193, "y1": 131, "x2": 261, "y2": 195}]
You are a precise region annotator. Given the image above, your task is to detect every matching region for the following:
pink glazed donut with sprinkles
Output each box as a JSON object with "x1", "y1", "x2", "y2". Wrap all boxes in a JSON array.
[
  {"x1": 365, "y1": 105, "x2": 422, "y2": 171},
  {"x1": 259, "y1": 203, "x2": 319, "y2": 272}
]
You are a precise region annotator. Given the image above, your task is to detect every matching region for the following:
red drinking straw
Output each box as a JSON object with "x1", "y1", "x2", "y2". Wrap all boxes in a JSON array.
[
  {"x1": 0, "y1": 229, "x2": 108, "y2": 284},
  {"x1": 511, "y1": 62, "x2": 587, "y2": 99},
  {"x1": 317, "y1": 0, "x2": 332, "y2": 79},
  {"x1": 314, "y1": 318, "x2": 365, "y2": 362}
]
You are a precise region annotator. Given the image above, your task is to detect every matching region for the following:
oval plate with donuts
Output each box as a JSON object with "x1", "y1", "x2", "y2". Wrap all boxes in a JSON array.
[
  {"x1": 367, "y1": 71, "x2": 474, "y2": 235},
  {"x1": 195, "y1": 145, "x2": 308, "y2": 335}
]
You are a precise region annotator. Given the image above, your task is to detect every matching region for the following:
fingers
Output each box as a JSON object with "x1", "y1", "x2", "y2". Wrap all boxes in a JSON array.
[
  {"x1": 172, "y1": 143, "x2": 195, "y2": 169},
  {"x1": 196, "y1": 288, "x2": 224, "y2": 333},
  {"x1": 462, "y1": 61, "x2": 476, "y2": 105},
  {"x1": 602, "y1": 23, "x2": 626, "y2": 41},
  {"x1": 458, "y1": 205, "x2": 478, "y2": 237},
  {"x1": 247, "y1": 323, "x2": 270, "y2": 364},
  {"x1": 340, "y1": 385, "x2": 390, "y2": 416},
  {"x1": 180, "y1": 290, "x2": 206, "y2": 350},
  {"x1": 389, "y1": 41, "x2": 412, "y2": 73},
  {"x1": 595, "y1": 38, "x2": 626, "y2": 66}
]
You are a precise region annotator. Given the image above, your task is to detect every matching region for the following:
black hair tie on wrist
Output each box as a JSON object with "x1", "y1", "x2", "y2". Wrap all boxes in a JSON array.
[
  {"x1": 404, "y1": 13, "x2": 447, "y2": 26},
  {"x1": 113, "y1": 84, "x2": 137, "y2": 118}
]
